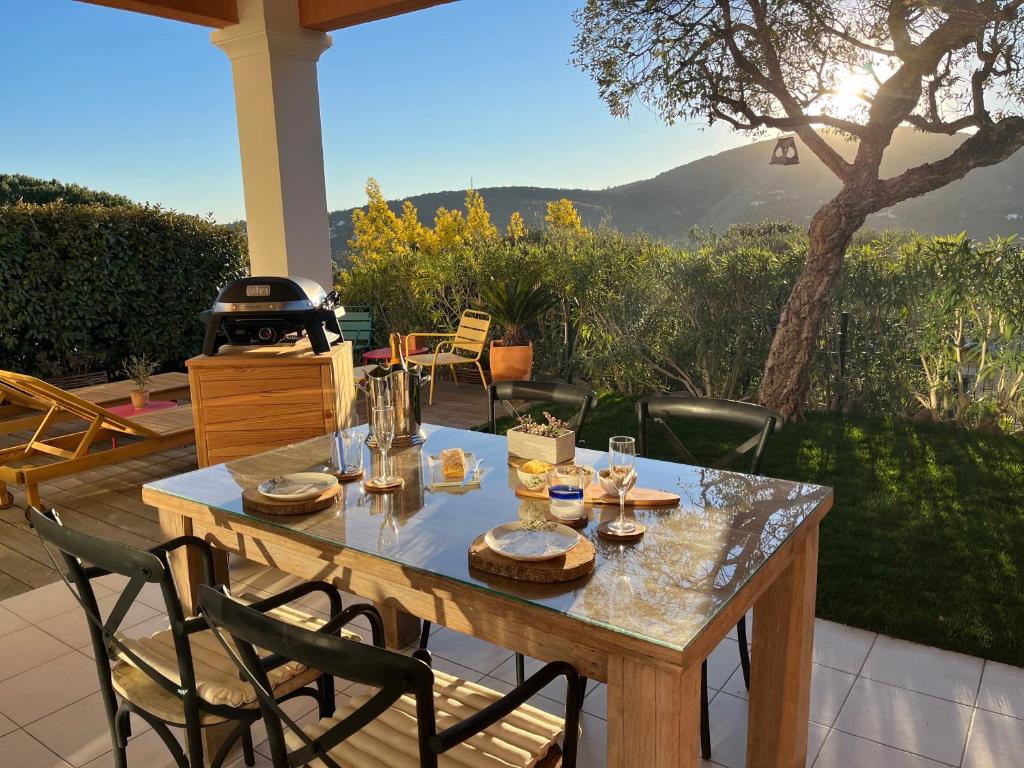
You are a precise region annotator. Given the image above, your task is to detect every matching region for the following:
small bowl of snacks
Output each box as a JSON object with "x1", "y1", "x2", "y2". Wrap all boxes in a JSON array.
[
  {"x1": 598, "y1": 467, "x2": 636, "y2": 497},
  {"x1": 516, "y1": 459, "x2": 554, "y2": 490}
]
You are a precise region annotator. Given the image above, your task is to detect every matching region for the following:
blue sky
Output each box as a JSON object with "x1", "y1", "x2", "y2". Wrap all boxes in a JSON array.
[{"x1": 0, "y1": 0, "x2": 745, "y2": 222}]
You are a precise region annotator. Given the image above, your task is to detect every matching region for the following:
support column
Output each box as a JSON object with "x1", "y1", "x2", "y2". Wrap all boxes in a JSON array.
[{"x1": 212, "y1": 0, "x2": 334, "y2": 288}]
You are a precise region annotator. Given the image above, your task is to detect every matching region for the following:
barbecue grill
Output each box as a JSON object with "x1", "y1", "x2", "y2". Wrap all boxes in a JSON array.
[{"x1": 200, "y1": 276, "x2": 344, "y2": 355}]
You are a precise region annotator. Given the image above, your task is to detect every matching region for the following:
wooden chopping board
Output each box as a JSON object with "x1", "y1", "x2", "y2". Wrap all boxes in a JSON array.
[
  {"x1": 514, "y1": 483, "x2": 679, "y2": 508},
  {"x1": 468, "y1": 535, "x2": 595, "y2": 583},
  {"x1": 242, "y1": 485, "x2": 341, "y2": 516}
]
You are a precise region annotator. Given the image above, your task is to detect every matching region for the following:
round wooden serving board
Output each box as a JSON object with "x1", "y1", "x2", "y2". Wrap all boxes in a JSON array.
[
  {"x1": 242, "y1": 485, "x2": 340, "y2": 516},
  {"x1": 468, "y1": 535, "x2": 595, "y2": 583}
]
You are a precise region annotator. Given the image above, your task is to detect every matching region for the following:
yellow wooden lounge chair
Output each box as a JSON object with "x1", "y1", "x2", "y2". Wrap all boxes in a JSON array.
[
  {"x1": 0, "y1": 372, "x2": 190, "y2": 437},
  {"x1": 406, "y1": 310, "x2": 491, "y2": 405},
  {"x1": 0, "y1": 371, "x2": 195, "y2": 510}
]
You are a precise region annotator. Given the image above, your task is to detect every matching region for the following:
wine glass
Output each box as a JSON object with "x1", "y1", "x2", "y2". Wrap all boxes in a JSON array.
[
  {"x1": 371, "y1": 405, "x2": 396, "y2": 484},
  {"x1": 608, "y1": 436, "x2": 637, "y2": 534}
]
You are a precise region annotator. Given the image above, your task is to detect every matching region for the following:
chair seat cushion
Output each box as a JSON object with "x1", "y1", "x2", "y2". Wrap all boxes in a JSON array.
[
  {"x1": 287, "y1": 670, "x2": 564, "y2": 768},
  {"x1": 116, "y1": 602, "x2": 358, "y2": 709},
  {"x1": 407, "y1": 352, "x2": 475, "y2": 367}
]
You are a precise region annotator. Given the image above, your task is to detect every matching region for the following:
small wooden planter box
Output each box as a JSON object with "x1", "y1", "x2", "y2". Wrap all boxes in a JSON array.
[{"x1": 507, "y1": 426, "x2": 575, "y2": 464}]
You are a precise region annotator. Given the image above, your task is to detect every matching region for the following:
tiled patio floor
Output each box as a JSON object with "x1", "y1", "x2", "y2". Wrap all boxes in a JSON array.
[{"x1": 0, "y1": 562, "x2": 1020, "y2": 767}]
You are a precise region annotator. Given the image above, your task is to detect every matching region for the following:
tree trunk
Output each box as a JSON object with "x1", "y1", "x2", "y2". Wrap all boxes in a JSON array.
[{"x1": 759, "y1": 192, "x2": 865, "y2": 420}]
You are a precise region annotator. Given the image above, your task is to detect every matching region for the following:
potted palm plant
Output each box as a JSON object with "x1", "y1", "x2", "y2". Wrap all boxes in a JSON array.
[
  {"x1": 479, "y1": 277, "x2": 558, "y2": 381},
  {"x1": 120, "y1": 354, "x2": 159, "y2": 409}
]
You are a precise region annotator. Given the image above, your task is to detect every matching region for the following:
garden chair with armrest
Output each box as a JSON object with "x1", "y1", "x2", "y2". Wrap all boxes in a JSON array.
[
  {"x1": 199, "y1": 583, "x2": 583, "y2": 768},
  {"x1": 406, "y1": 310, "x2": 491, "y2": 405},
  {"x1": 29, "y1": 506, "x2": 361, "y2": 768}
]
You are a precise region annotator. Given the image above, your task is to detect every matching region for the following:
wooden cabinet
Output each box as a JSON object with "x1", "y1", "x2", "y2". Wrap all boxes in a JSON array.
[{"x1": 187, "y1": 340, "x2": 356, "y2": 467}]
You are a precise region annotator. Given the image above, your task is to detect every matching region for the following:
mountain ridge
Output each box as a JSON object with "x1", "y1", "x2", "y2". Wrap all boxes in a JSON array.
[{"x1": 328, "y1": 128, "x2": 1024, "y2": 251}]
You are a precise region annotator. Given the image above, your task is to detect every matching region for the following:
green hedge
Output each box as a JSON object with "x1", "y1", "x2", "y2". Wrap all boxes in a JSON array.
[
  {"x1": 0, "y1": 174, "x2": 133, "y2": 207},
  {"x1": 0, "y1": 201, "x2": 248, "y2": 377},
  {"x1": 338, "y1": 221, "x2": 1024, "y2": 429}
]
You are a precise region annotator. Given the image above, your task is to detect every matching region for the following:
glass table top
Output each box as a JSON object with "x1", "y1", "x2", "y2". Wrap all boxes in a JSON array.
[{"x1": 145, "y1": 424, "x2": 832, "y2": 652}]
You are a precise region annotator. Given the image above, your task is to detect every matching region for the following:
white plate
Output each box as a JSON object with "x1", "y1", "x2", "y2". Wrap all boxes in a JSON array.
[
  {"x1": 484, "y1": 521, "x2": 580, "y2": 562},
  {"x1": 426, "y1": 452, "x2": 479, "y2": 489},
  {"x1": 257, "y1": 472, "x2": 338, "y2": 501}
]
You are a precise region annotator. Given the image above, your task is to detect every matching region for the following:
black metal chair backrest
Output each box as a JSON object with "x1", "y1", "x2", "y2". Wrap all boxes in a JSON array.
[
  {"x1": 198, "y1": 584, "x2": 436, "y2": 768},
  {"x1": 489, "y1": 381, "x2": 597, "y2": 444},
  {"x1": 28, "y1": 506, "x2": 233, "y2": 721},
  {"x1": 635, "y1": 394, "x2": 783, "y2": 474}
]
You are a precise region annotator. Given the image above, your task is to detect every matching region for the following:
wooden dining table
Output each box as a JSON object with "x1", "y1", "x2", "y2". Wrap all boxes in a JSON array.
[{"x1": 142, "y1": 423, "x2": 832, "y2": 768}]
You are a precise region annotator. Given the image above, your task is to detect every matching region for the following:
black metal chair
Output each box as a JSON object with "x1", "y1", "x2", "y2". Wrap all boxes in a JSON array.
[
  {"x1": 29, "y1": 506, "x2": 352, "y2": 768},
  {"x1": 635, "y1": 394, "x2": 782, "y2": 760},
  {"x1": 488, "y1": 381, "x2": 597, "y2": 444},
  {"x1": 199, "y1": 584, "x2": 583, "y2": 768}
]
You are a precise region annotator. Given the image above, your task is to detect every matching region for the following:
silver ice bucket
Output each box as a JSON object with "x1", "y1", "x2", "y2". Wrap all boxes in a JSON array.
[{"x1": 358, "y1": 361, "x2": 428, "y2": 447}]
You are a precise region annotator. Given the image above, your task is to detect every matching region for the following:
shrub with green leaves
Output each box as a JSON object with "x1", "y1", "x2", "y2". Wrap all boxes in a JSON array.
[
  {"x1": 0, "y1": 201, "x2": 247, "y2": 377},
  {"x1": 337, "y1": 218, "x2": 1024, "y2": 431}
]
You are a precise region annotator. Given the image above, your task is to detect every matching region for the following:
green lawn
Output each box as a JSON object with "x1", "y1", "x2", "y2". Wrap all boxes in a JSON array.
[{"x1": 497, "y1": 394, "x2": 1024, "y2": 666}]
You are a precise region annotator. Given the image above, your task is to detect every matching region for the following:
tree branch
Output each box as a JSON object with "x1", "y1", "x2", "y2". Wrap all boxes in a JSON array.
[
  {"x1": 719, "y1": 0, "x2": 854, "y2": 179},
  {"x1": 873, "y1": 116, "x2": 1024, "y2": 208}
]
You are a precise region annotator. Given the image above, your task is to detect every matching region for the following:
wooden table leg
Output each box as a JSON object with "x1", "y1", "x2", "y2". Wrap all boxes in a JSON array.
[
  {"x1": 606, "y1": 655, "x2": 700, "y2": 768},
  {"x1": 158, "y1": 509, "x2": 232, "y2": 766},
  {"x1": 747, "y1": 524, "x2": 819, "y2": 768},
  {"x1": 377, "y1": 601, "x2": 423, "y2": 648}
]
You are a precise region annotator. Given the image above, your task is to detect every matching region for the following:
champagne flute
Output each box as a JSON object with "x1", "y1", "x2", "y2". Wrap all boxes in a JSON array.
[
  {"x1": 371, "y1": 405, "x2": 396, "y2": 484},
  {"x1": 608, "y1": 436, "x2": 637, "y2": 534}
]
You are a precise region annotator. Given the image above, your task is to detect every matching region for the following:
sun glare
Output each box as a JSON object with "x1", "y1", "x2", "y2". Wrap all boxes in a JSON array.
[{"x1": 827, "y1": 67, "x2": 878, "y2": 117}]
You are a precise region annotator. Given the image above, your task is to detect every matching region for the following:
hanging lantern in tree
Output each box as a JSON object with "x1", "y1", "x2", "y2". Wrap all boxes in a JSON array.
[{"x1": 770, "y1": 136, "x2": 800, "y2": 165}]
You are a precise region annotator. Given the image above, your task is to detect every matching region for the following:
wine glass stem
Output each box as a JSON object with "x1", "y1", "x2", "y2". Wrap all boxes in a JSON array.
[
  {"x1": 618, "y1": 490, "x2": 626, "y2": 528},
  {"x1": 381, "y1": 449, "x2": 389, "y2": 481}
]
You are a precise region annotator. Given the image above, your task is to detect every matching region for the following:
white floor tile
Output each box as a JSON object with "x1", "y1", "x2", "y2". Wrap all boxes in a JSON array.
[
  {"x1": 0, "y1": 605, "x2": 27, "y2": 638},
  {"x1": 81, "y1": 727, "x2": 183, "y2": 768},
  {"x1": 576, "y1": 712, "x2": 608, "y2": 768},
  {"x1": 25, "y1": 691, "x2": 144, "y2": 767},
  {"x1": 0, "y1": 651, "x2": 100, "y2": 726},
  {"x1": 976, "y1": 660, "x2": 1024, "y2": 720},
  {"x1": 1, "y1": 581, "x2": 112, "y2": 625},
  {"x1": 861, "y1": 634, "x2": 983, "y2": 705},
  {"x1": 962, "y1": 708, "x2": 1024, "y2": 768},
  {"x1": 0, "y1": 728, "x2": 72, "y2": 768},
  {"x1": 814, "y1": 729, "x2": 947, "y2": 768},
  {"x1": 835, "y1": 678, "x2": 972, "y2": 765},
  {"x1": 430, "y1": 655, "x2": 488, "y2": 683},
  {"x1": 0, "y1": 626, "x2": 77, "y2": 682},
  {"x1": 705, "y1": 691, "x2": 827, "y2": 768},
  {"x1": 813, "y1": 619, "x2": 876, "y2": 674},
  {"x1": 427, "y1": 628, "x2": 512, "y2": 675},
  {"x1": 706, "y1": 637, "x2": 743, "y2": 691},
  {"x1": 720, "y1": 661, "x2": 854, "y2": 728},
  {"x1": 584, "y1": 682, "x2": 607, "y2": 720},
  {"x1": 808, "y1": 665, "x2": 857, "y2": 727},
  {"x1": 37, "y1": 595, "x2": 159, "y2": 651}
]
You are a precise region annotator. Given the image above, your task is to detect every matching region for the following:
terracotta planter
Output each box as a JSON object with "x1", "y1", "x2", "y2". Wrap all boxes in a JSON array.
[
  {"x1": 489, "y1": 341, "x2": 533, "y2": 382},
  {"x1": 130, "y1": 389, "x2": 150, "y2": 410},
  {"x1": 507, "y1": 426, "x2": 576, "y2": 464}
]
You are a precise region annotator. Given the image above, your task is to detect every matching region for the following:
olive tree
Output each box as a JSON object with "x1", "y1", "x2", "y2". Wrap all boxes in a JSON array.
[{"x1": 573, "y1": 0, "x2": 1024, "y2": 418}]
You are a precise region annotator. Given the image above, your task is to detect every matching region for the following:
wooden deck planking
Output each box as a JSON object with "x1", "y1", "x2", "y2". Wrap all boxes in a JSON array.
[{"x1": 0, "y1": 379, "x2": 494, "y2": 600}]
